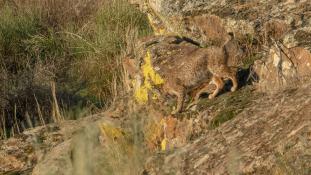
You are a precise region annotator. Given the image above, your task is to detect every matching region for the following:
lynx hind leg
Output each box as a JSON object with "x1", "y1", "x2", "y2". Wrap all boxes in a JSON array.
[
  {"x1": 209, "y1": 76, "x2": 225, "y2": 99},
  {"x1": 186, "y1": 82, "x2": 210, "y2": 110},
  {"x1": 168, "y1": 87, "x2": 185, "y2": 115},
  {"x1": 193, "y1": 83, "x2": 208, "y2": 102},
  {"x1": 229, "y1": 75, "x2": 238, "y2": 92}
]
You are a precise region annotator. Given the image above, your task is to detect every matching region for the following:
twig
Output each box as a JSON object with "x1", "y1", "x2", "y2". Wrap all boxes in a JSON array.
[{"x1": 34, "y1": 94, "x2": 46, "y2": 126}]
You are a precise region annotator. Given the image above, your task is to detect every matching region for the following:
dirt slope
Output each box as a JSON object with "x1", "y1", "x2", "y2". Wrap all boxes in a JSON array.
[{"x1": 147, "y1": 84, "x2": 311, "y2": 174}]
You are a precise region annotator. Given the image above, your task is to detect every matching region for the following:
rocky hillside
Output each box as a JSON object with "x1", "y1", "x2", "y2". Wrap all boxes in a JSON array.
[{"x1": 1, "y1": 0, "x2": 311, "y2": 175}]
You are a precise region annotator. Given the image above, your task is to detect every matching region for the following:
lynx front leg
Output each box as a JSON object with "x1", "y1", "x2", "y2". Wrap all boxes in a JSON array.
[
  {"x1": 169, "y1": 89, "x2": 185, "y2": 115},
  {"x1": 209, "y1": 65, "x2": 236, "y2": 98},
  {"x1": 228, "y1": 69, "x2": 238, "y2": 92},
  {"x1": 209, "y1": 76, "x2": 224, "y2": 99},
  {"x1": 220, "y1": 66, "x2": 238, "y2": 92}
]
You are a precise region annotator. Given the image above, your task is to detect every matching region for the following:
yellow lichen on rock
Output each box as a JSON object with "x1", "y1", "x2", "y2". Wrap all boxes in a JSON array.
[
  {"x1": 142, "y1": 51, "x2": 164, "y2": 85},
  {"x1": 100, "y1": 123, "x2": 125, "y2": 141},
  {"x1": 134, "y1": 86, "x2": 149, "y2": 103},
  {"x1": 99, "y1": 123, "x2": 135, "y2": 157},
  {"x1": 134, "y1": 50, "x2": 164, "y2": 104},
  {"x1": 161, "y1": 138, "x2": 169, "y2": 151}
]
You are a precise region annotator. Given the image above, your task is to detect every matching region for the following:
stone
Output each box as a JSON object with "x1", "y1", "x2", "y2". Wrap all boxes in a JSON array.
[{"x1": 253, "y1": 42, "x2": 311, "y2": 92}]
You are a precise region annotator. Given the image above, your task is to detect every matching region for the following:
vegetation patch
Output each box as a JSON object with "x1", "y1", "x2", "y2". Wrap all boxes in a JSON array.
[
  {"x1": 197, "y1": 86, "x2": 258, "y2": 129},
  {"x1": 0, "y1": 0, "x2": 152, "y2": 139},
  {"x1": 210, "y1": 108, "x2": 236, "y2": 129}
]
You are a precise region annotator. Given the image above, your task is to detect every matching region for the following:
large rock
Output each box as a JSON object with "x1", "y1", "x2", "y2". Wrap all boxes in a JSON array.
[
  {"x1": 0, "y1": 124, "x2": 67, "y2": 175},
  {"x1": 133, "y1": 0, "x2": 311, "y2": 46},
  {"x1": 130, "y1": 0, "x2": 311, "y2": 88},
  {"x1": 253, "y1": 42, "x2": 311, "y2": 92},
  {"x1": 0, "y1": 114, "x2": 117, "y2": 175}
]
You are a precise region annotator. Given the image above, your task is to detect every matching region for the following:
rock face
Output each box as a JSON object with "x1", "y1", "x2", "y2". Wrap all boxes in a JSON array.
[
  {"x1": 0, "y1": 124, "x2": 68, "y2": 175},
  {"x1": 131, "y1": 0, "x2": 311, "y2": 89},
  {"x1": 0, "y1": 114, "x2": 114, "y2": 175},
  {"x1": 136, "y1": 0, "x2": 311, "y2": 46},
  {"x1": 254, "y1": 43, "x2": 311, "y2": 92}
]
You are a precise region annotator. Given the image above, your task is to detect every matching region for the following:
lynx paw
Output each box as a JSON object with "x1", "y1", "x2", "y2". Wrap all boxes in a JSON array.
[
  {"x1": 208, "y1": 94, "x2": 216, "y2": 99},
  {"x1": 231, "y1": 87, "x2": 237, "y2": 92},
  {"x1": 186, "y1": 102, "x2": 197, "y2": 111}
]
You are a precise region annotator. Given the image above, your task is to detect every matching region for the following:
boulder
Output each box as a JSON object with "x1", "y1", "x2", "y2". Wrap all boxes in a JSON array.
[
  {"x1": 253, "y1": 42, "x2": 311, "y2": 92},
  {"x1": 129, "y1": 0, "x2": 311, "y2": 89},
  {"x1": 133, "y1": 0, "x2": 311, "y2": 46},
  {"x1": 0, "y1": 114, "x2": 117, "y2": 175}
]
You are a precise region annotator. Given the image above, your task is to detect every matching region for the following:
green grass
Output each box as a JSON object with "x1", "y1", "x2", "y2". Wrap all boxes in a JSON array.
[
  {"x1": 211, "y1": 109, "x2": 236, "y2": 128},
  {"x1": 196, "y1": 86, "x2": 258, "y2": 129}
]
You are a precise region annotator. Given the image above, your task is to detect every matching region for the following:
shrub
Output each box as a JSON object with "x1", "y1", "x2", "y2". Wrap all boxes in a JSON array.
[{"x1": 0, "y1": 0, "x2": 152, "y2": 139}]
